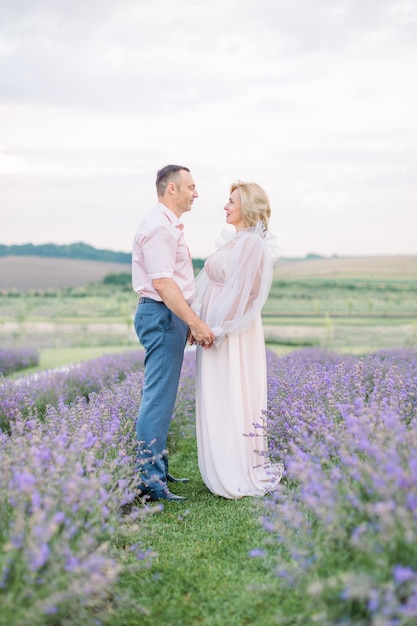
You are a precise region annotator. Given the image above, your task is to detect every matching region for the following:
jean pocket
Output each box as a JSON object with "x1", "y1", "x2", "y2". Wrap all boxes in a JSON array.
[{"x1": 134, "y1": 304, "x2": 171, "y2": 341}]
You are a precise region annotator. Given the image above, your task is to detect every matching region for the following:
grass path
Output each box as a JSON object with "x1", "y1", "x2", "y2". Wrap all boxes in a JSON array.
[{"x1": 110, "y1": 437, "x2": 290, "y2": 626}]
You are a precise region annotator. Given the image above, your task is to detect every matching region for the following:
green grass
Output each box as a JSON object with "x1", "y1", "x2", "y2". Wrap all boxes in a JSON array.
[
  {"x1": 262, "y1": 315, "x2": 417, "y2": 327},
  {"x1": 109, "y1": 438, "x2": 288, "y2": 626},
  {"x1": 8, "y1": 346, "x2": 139, "y2": 377},
  {"x1": 267, "y1": 276, "x2": 417, "y2": 316},
  {"x1": 38, "y1": 345, "x2": 140, "y2": 370}
]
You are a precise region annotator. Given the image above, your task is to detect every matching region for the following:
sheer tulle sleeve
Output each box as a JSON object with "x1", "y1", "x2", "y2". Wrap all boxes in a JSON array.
[
  {"x1": 192, "y1": 267, "x2": 210, "y2": 317},
  {"x1": 194, "y1": 222, "x2": 277, "y2": 348}
]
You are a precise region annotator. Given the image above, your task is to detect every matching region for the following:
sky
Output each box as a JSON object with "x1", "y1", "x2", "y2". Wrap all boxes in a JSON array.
[{"x1": 0, "y1": 0, "x2": 416, "y2": 259}]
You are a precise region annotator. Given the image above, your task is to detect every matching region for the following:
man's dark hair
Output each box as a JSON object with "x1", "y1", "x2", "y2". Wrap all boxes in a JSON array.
[{"x1": 156, "y1": 164, "x2": 190, "y2": 197}]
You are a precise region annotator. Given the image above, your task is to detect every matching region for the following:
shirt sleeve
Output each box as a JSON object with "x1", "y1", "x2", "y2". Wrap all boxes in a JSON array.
[{"x1": 141, "y1": 224, "x2": 179, "y2": 279}]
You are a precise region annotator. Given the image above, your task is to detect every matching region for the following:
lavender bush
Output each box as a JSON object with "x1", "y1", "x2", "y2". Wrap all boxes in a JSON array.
[
  {"x1": 259, "y1": 348, "x2": 417, "y2": 625},
  {"x1": 0, "y1": 350, "x2": 145, "y2": 433},
  {"x1": 0, "y1": 353, "x2": 153, "y2": 625},
  {"x1": 0, "y1": 347, "x2": 39, "y2": 376}
]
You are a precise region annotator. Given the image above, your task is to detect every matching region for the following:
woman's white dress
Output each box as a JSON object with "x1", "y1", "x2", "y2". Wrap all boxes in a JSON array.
[{"x1": 193, "y1": 225, "x2": 283, "y2": 499}]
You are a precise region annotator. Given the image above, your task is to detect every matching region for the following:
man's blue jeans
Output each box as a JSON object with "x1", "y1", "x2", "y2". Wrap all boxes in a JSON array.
[{"x1": 134, "y1": 299, "x2": 188, "y2": 494}]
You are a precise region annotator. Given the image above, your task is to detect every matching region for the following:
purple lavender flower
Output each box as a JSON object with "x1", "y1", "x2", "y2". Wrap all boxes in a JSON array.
[
  {"x1": 0, "y1": 348, "x2": 39, "y2": 376},
  {"x1": 259, "y1": 347, "x2": 417, "y2": 624},
  {"x1": 0, "y1": 349, "x2": 156, "y2": 623}
]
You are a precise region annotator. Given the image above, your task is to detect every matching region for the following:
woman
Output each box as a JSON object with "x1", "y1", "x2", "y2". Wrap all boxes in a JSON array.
[{"x1": 192, "y1": 181, "x2": 283, "y2": 499}]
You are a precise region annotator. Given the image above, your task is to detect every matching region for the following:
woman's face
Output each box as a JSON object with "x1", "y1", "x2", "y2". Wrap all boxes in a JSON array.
[{"x1": 224, "y1": 189, "x2": 246, "y2": 231}]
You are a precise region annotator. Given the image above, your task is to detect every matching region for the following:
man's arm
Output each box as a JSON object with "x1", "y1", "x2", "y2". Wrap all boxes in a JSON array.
[{"x1": 153, "y1": 277, "x2": 215, "y2": 346}]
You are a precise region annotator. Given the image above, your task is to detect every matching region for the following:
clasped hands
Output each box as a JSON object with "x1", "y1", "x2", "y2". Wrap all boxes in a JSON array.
[{"x1": 188, "y1": 329, "x2": 215, "y2": 349}]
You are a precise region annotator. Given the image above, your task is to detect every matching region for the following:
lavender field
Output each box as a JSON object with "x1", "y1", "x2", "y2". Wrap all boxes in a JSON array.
[
  {"x1": 0, "y1": 346, "x2": 416, "y2": 625},
  {"x1": 262, "y1": 348, "x2": 417, "y2": 625}
]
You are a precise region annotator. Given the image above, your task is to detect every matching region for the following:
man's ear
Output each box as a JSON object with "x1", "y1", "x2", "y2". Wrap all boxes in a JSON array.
[{"x1": 167, "y1": 181, "x2": 176, "y2": 195}]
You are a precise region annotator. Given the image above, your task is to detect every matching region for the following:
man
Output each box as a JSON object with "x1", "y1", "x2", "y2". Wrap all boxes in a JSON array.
[{"x1": 132, "y1": 164, "x2": 215, "y2": 502}]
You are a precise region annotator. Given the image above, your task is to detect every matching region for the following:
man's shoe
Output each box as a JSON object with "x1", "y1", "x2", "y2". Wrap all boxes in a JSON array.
[
  {"x1": 146, "y1": 489, "x2": 186, "y2": 502},
  {"x1": 167, "y1": 472, "x2": 190, "y2": 483}
]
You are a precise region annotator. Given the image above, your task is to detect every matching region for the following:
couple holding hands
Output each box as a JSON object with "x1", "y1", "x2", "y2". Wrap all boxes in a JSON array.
[{"x1": 131, "y1": 164, "x2": 282, "y2": 503}]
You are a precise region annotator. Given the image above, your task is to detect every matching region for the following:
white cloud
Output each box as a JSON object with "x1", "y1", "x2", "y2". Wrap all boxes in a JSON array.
[{"x1": 0, "y1": 0, "x2": 416, "y2": 258}]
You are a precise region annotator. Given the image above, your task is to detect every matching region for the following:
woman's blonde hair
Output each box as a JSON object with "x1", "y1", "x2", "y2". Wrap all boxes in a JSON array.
[{"x1": 231, "y1": 181, "x2": 271, "y2": 230}]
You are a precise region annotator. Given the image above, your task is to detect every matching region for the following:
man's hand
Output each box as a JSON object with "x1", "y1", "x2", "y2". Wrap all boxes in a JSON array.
[
  {"x1": 153, "y1": 277, "x2": 215, "y2": 348},
  {"x1": 189, "y1": 320, "x2": 215, "y2": 349}
]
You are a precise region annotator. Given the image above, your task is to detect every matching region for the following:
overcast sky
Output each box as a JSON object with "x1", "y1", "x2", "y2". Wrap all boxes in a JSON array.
[{"x1": 1, "y1": 0, "x2": 416, "y2": 258}]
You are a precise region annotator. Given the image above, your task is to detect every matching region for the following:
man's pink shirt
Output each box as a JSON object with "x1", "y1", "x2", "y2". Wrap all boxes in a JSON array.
[{"x1": 132, "y1": 202, "x2": 195, "y2": 304}]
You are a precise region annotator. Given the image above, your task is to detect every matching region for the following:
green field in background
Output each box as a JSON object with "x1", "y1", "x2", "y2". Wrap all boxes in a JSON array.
[{"x1": 1, "y1": 273, "x2": 416, "y2": 357}]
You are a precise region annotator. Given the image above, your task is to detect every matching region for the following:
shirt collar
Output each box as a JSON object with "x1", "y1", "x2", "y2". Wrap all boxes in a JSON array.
[{"x1": 157, "y1": 202, "x2": 182, "y2": 228}]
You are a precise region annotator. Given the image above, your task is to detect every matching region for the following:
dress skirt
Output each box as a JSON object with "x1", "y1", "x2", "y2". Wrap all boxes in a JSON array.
[{"x1": 196, "y1": 283, "x2": 282, "y2": 499}]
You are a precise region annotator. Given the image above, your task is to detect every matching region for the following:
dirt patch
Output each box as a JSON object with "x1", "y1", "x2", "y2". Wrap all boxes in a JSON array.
[{"x1": 0, "y1": 256, "x2": 130, "y2": 291}]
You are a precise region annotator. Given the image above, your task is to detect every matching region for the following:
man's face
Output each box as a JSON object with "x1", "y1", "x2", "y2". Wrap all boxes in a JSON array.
[{"x1": 174, "y1": 170, "x2": 198, "y2": 215}]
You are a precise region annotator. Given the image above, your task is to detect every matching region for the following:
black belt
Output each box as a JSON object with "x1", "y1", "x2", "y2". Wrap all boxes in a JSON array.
[{"x1": 138, "y1": 297, "x2": 164, "y2": 304}]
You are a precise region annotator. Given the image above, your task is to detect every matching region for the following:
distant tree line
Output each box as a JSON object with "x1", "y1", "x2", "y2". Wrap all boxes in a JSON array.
[{"x1": 0, "y1": 242, "x2": 131, "y2": 264}]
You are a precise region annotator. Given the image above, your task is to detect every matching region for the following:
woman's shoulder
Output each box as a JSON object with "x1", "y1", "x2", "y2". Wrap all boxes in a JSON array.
[
  {"x1": 214, "y1": 223, "x2": 278, "y2": 264},
  {"x1": 237, "y1": 224, "x2": 278, "y2": 259}
]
